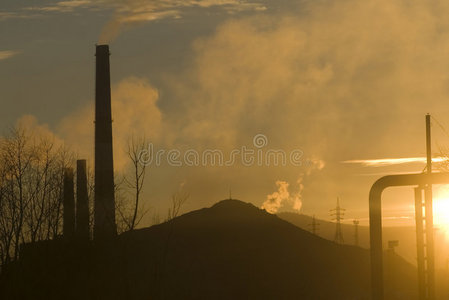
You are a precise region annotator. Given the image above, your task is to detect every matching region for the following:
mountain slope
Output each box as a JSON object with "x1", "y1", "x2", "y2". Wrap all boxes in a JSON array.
[
  {"x1": 1, "y1": 200, "x2": 418, "y2": 299},
  {"x1": 277, "y1": 212, "x2": 432, "y2": 266}
]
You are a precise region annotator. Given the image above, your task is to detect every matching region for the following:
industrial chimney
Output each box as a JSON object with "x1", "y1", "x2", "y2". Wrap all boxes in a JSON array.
[
  {"x1": 94, "y1": 44, "x2": 117, "y2": 240},
  {"x1": 76, "y1": 159, "x2": 90, "y2": 241},
  {"x1": 63, "y1": 168, "x2": 76, "y2": 240}
]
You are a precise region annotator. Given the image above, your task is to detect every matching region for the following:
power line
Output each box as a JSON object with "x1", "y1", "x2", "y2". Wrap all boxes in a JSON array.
[
  {"x1": 308, "y1": 215, "x2": 320, "y2": 236},
  {"x1": 330, "y1": 197, "x2": 345, "y2": 244},
  {"x1": 353, "y1": 219, "x2": 360, "y2": 246}
]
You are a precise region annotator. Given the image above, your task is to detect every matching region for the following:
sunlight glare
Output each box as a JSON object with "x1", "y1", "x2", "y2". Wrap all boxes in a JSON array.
[{"x1": 432, "y1": 187, "x2": 449, "y2": 238}]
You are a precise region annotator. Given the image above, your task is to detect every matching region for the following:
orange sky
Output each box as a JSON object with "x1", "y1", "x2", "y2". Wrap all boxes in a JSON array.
[{"x1": 3, "y1": 0, "x2": 449, "y2": 228}]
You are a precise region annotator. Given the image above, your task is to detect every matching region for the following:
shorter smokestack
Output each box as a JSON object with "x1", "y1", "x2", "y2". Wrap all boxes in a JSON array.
[
  {"x1": 76, "y1": 160, "x2": 90, "y2": 241},
  {"x1": 63, "y1": 168, "x2": 76, "y2": 240}
]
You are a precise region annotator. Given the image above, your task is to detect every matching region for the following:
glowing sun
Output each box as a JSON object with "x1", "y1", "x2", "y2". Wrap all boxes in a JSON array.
[{"x1": 432, "y1": 187, "x2": 449, "y2": 236}]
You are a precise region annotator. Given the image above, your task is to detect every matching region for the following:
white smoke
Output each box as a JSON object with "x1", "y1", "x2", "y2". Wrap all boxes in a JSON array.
[{"x1": 262, "y1": 158, "x2": 325, "y2": 214}]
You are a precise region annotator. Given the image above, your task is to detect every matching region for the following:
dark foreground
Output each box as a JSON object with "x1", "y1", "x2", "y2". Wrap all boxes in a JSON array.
[{"x1": 0, "y1": 200, "x2": 418, "y2": 299}]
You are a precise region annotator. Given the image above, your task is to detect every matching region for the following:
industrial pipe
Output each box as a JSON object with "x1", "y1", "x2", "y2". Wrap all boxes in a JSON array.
[{"x1": 369, "y1": 172, "x2": 449, "y2": 300}]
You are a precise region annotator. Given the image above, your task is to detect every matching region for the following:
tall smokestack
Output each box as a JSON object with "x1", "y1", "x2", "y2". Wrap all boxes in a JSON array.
[
  {"x1": 76, "y1": 159, "x2": 90, "y2": 241},
  {"x1": 94, "y1": 44, "x2": 117, "y2": 240},
  {"x1": 63, "y1": 168, "x2": 76, "y2": 240}
]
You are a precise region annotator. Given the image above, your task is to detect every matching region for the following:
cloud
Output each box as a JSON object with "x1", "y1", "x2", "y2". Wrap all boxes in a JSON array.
[
  {"x1": 24, "y1": 1, "x2": 93, "y2": 13},
  {"x1": 8, "y1": 0, "x2": 449, "y2": 215},
  {"x1": 58, "y1": 76, "x2": 162, "y2": 171},
  {"x1": 0, "y1": 0, "x2": 266, "y2": 39},
  {"x1": 99, "y1": 9, "x2": 182, "y2": 44},
  {"x1": 163, "y1": 0, "x2": 449, "y2": 166},
  {"x1": 98, "y1": 0, "x2": 267, "y2": 43},
  {"x1": 342, "y1": 157, "x2": 447, "y2": 167},
  {"x1": 13, "y1": 115, "x2": 65, "y2": 149},
  {"x1": 0, "y1": 12, "x2": 20, "y2": 21},
  {"x1": 0, "y1": 50, "x2": 20, "y2": 61}
]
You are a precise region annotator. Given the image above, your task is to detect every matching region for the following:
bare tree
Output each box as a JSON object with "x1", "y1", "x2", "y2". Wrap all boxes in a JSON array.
[
  {"x1": 0, "y1": 125, "x2": 74, "y2": 269},
  {"x1": 1, "y1": 127, "x2": 35, "y2": 260},
  {"x1": 124, "y1": 136, "x2": 148, "y2": 230},
  {"x1": 166, "y1": 188, "x2": 189, "y2": 221},
  {"x1": 115, "y1": 136, "x2": 149, "y2": 233}
]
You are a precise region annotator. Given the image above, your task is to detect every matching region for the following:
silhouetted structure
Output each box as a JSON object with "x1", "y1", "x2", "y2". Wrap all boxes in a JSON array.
[
  {"x1": 0, "y1": 199, "x2": 421, "y2": 299},
  {"x1": 76, "y1": 160, "x2": 90, "y2": 241},
  {"x1": 368, "y1": 115, "x2": 448, "y2": 300},
  {"x1": 308, "y1": 215, "x2": 320, "y2": 235},
  {"x1": 94, "y1": 44, "x2": 117, "y2": 240},
  {"x1": 353, "y1": 219, "x2": 359, "y2": 246},
  {"x1": 414, "y1": 114, "x2": 435, "y2": 300},
  {"x1": 415, "y1": 186, "x2": 426, "y2": 300},
  {"x1": 424, "y1": 114, "x2": 436, "y2": 300},
  {"x1": 63, "y1": 168, "x2": 75, "y2": 240},
  {"x1": 330, "y1": 197, "x2": 345, "y2": 244}
]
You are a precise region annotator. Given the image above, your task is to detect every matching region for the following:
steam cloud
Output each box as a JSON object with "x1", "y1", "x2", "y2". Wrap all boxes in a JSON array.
[
  {"x1": 58, "y1": 77, "x2": 162, "y2": 171},
  {"x1": 262, "y1": 159, "x2": 325, "y2": 214},
  {"x1": 10, "y1": 0, "x2": 449, "y2": 216}
]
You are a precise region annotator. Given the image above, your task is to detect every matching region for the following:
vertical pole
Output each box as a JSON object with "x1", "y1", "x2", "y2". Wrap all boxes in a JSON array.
[
  {"x1": 353, "y1": 219, "x2": 359, "y2": 247},
  {"x1": 369, "y1": 186, "x2": 384, "y2": 300},
  {"x1": 415, "y1": 187, "x2": 426, "y2": 299},
  {"x1": 76, "y1": 160, "x2": 90, "y2": 241},
  {"x1": 94, "y1": 45, "x2": 117, "y2": 241},
  {"x1": 425, "y1": 114, "x2": 436, "y2": 300},
  {"x1": 63, "y1": 168, "x2": 76, "y2": 240}
]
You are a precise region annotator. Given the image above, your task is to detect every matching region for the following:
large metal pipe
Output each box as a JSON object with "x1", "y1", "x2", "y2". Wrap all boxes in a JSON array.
[
  {"x1": 63, "y1": 167, "x2": 76, "y2": 240},
  {"x1": 94, "y1": 44, "x2": 117, "y2": 240},
  {"x1": 76, "y1": 159, "x2": 90, "y2": 241},
  {"x1": 425, "y1": 114, "x2": 436, "y2": 299},
  {"x1": 369, "y1": 172, "x2": 449, "y2": 300},
  {"x1": 414, "y1": 187, "x2": 426, "y2": 299}
]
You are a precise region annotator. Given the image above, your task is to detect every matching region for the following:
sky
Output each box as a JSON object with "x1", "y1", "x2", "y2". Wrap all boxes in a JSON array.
[{"x1": 3, "y1": 0, "x2": 449, "y2": 226}]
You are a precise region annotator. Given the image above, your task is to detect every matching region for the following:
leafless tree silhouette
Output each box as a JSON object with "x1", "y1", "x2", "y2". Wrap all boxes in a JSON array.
[
  {"x1": 0, "y1": 126, "x2": 73, "y2": 269},
  {"x1": 115, "y1": 136, "x2": 149, "y2": 233}
]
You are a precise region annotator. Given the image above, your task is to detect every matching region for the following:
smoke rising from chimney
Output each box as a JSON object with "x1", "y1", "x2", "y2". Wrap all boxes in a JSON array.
[
  {"x1": 98, "y1": 9, "x2": 180, "y2": 44},
  {"x1": 97, "y1": 0, "x2": 265, "y2": 43}
]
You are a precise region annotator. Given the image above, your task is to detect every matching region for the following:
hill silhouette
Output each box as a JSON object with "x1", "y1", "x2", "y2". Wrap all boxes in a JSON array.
[
  {"x1": 277, "y1": 212, "x2": 416, "y2": 255},
  {"x1": 1, "y1": 199, "x2": 418, "y2": 299},
  {"x1": 277, "y1": 212, "x2": 449, "y2": 268}
]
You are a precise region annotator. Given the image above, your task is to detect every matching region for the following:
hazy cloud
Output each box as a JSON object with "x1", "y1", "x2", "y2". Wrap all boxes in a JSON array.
[
  {"x1": 0, "y1": 50, "x2": 20, "y2": 61},
  {"x1": 14, "y1": 115, "x2": 65, "y2": 149},
  {"x1": 343, "y1": 157, "x2": 447, "y2": 167},
  {"x1": 58, "y1": 76, "x2": 162, "y2": 171},
  {"x1": 24, "y1": 1, "x2": 93, "y2": 13},
  {"x1": 7, "y1": 0, "x2": 449, "y2": 215},
  {"x1": 98, "y1": 0, "x2": 267, "y2": 43}
]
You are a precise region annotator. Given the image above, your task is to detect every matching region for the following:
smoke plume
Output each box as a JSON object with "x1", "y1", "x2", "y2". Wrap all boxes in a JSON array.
[
  {"x1": 98, "y1": 0, "x2": 266, "y2": 43},
  {"x1": 58, "y1": 77, "x2": 162, "y2": 171},
  {"x1": 262, "y1": 158, "x2": 325, "y2": 214}
]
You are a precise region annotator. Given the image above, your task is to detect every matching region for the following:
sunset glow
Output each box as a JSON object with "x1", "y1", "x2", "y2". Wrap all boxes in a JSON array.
[
  {"x1": 433, "y1": 187, "x2": 449, "y2": 238},
  {"x1": 5, "y1": 0, "x2": 449, "y2": 298}
]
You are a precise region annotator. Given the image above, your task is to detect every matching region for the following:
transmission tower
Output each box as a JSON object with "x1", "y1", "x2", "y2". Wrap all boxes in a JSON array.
[
  {"x1": 330, "y1": 197, "x2": 345, "y2": 244},
  {"x1": 308, "y1": 215, "x2": 320, "y2": 235},
  {"x1": 353, "y1": 219, "x2": 360, "y2": 246}
]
